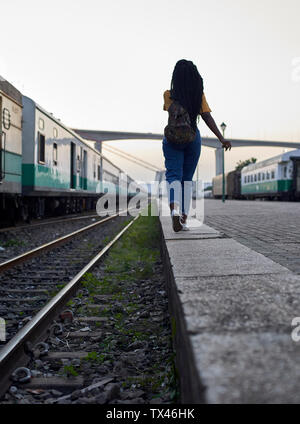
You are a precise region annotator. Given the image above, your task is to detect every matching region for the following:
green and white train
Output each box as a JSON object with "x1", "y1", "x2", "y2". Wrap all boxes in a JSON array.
[
  {"x1": 0, "y1": 77, "x2": 140, "y2": 223},
  {"x1": 241, "y1": 150, "x2": 300, "y2": 200},
  {"x1": 212, "y1": 150, "x2": 300, "y2": 201},
  {"x1": 0, "y1": 79, "x2": 23, "y2": 203}
]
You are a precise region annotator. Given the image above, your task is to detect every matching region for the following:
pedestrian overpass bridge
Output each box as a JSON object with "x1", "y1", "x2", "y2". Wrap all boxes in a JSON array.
[{"x1": 74, "y1": 129, "x2": 300, "y2": 175}]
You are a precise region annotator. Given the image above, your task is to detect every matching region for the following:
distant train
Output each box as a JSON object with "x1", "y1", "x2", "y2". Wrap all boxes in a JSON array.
[
  {"x1": 0, "y1": 77, "x2": 141, "y2": 223},
  {"x1": 212, "y1": 170, "x2": 241, "y2": 199},
  {"x1": 212, "y1": 150, "x2": 300, "y2": 201}
]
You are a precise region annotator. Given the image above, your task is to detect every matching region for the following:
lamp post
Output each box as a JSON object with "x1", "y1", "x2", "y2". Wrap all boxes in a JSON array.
[{"x1": 220, "y1": 122, "x2": 227, "y2": 203}]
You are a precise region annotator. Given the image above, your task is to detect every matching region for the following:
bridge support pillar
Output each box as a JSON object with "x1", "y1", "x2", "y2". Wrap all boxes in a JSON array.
[{"x1": 215, "y1": 148, "x2": 223, "y2": 175}]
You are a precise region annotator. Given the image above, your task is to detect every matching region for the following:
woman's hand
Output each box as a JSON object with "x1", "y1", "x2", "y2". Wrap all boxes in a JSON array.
[
  {"x1": 201, "y1": 113, "x2": 232, "y2": 151},
  {"x1": 221, "y1": 140, "x2": 232, "y2": 151}
]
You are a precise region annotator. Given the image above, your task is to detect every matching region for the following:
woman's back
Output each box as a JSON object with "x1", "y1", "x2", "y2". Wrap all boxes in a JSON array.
[
  {"x1": 168, "y1": 60, "x2": 206, "y2": 130},
  {"x1": 163, "y1": 89, "x2": 211, "y2": 116}
]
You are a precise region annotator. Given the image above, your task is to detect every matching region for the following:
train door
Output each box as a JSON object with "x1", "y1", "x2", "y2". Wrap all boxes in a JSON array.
[
  {"x1": 70, "y1": 142, "x2": 76, "y2": 188},
  {"x1": 79, "y1": 147, "x2": 83, "y2": 189},
  {"x1": 83, "y1": 150, "x2": 87, "y2": 190},
  {"x1": 292, "y1": 158, "x2": 300, "y2": 196}
]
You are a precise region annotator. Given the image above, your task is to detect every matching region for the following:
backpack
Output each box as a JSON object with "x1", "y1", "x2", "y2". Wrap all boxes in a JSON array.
[{"x1": 164, "y1": 101, "x2": 196, "y2": 145}]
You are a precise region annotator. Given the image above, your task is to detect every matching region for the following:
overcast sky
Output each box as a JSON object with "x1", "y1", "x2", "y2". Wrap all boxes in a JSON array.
[{"x1": 1, "y1": 0, "x2": 300, "y2": 182}]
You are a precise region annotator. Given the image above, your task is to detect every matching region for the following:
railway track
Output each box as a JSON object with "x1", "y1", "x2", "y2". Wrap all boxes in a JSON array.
[
  {"x1": 0, "y1": 212, "x2": 101, "y2": 234},
  {"x1": 0, "y1": 211, "x2": 120, "y2": 264},
  {"x1": 0, "y1": 211, "x2": 138, "y2": 399}
]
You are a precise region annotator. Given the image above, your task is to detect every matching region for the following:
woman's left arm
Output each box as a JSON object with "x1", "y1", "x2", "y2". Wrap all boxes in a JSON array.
[{"x1": 200, "y1": 112, "x2": 232, "y2": 151}]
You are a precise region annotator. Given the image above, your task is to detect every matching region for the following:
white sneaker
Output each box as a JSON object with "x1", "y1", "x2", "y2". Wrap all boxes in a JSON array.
[
  {"x1": 171, "y1": 210, "x2": 183, "y2": 232},
  {"x1": 180, "y1": 218, "x2": 190, "y2": 231}
]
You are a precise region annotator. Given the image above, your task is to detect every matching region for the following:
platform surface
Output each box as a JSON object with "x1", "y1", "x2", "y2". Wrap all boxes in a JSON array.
[
  {"x1": 205, "y1": 199, "x2": 300, "y2": 275},
  {"x1": 159, "y1": 199, "x2": 300, "y2": 403}
]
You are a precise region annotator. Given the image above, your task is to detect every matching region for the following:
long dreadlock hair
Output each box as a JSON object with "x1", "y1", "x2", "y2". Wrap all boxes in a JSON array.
[{"x1": 170, "y1": 59, "x2": 204, "y2": 131}]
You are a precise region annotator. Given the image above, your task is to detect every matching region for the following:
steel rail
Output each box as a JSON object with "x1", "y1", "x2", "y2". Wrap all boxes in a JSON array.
[
  {"x1": 0, "y1": 212, "x2": 122, "y2": 273},
  {"x1": 0, "y1": 214, "x2": 139, "y2": 397},
  {"x1": 0, "y1": 213, "x2": 102, "y2": 234}
]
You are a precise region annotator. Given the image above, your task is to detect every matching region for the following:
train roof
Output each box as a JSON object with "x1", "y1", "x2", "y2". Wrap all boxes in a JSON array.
[
  {"x1": 0, "y1": 76, "x2": 22, "y2": 105},
  {"x1": 23, "y1": 95, "x2": 103, "y2": 155},
  {"x1": 242, "y1": 149, "x2": 300, "y2": 173},
  {"x1": 23, "y1": 95, "x2": 131, "y2": 178}
]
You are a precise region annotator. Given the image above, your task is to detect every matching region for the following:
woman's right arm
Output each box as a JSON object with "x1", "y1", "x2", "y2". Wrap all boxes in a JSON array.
[{"x1": 200, "y1": 112, "x2": 232, "y2": 151}]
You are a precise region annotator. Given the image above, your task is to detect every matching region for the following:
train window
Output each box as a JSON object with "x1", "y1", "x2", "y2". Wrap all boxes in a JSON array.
[
  {"x1": 266, "y1": 172, "x2": 270, "y2": 180},
  {"x1": 53, "y1": 128, "x2": 58, "y2": 138},
  {"x1": 271, "y1": 170, "x2": 275, "y2": 179},
  {"x1": 283, "y1": 166, "x2": 287, "y2": 178},
  {"x1": 2, "y1": 108, "x2": 11, "y2": 130},
  {"x1": 254, "y1": 174, "x2": 257, "y2": 182},
  {"x1": 250, "y1": 175, "x2": 253, "y2": 183},
  {"x1": 93, "y1": 156, "x2": 96, "y2": 179},
  {"x1": 258, "y1": 173, "x2": 261, "y2": 181},
  {"x1": 244, "y1": 176, "x2": 247, "y2": 184},
  {"x1": 38, "y1": 132, "x2": 45, "y2": 164},
  {"x1": 53, "y1": 143, "x2": 58, "y2": 166},
  {"x1": 97, "y1": 165, "x2": 101, "y2": 181},
  {"x1": 39, "y1": 118, "x2": 45, "y2": 130},
  {"x1": 262, "y1": 173, "x2": 265, "y2": 180}
]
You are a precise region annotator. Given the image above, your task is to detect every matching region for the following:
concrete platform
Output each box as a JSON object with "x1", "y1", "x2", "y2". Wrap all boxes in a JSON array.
[{"x1": 159, "y1": 211, "x2": 300, "y2": 403}]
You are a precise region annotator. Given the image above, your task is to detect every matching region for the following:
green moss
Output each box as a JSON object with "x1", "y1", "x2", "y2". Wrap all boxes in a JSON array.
[
  {"x1": 62, "y1": 365, "x2": 79, "y2": 377},
  {"x1": 83, "y1": 351, "x2": 106, "y2": 363},
  {"x1": 3, "y1": 239, "x2": 25, "y2": 247}
]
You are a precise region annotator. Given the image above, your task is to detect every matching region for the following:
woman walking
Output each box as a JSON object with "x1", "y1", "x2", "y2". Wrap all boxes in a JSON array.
[{"x1": 162, "y1": 59, "x2": 231, "y2": 232}]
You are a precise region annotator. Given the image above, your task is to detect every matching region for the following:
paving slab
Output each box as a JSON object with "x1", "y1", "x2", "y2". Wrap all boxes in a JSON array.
[
  {"x1": 176, "y1": 272, "x2": 300, "y2": 295},
  {"x1": 191, "y1": 332, "x2": 300, "y2": 404},
  {"x1": 166, "y1": 238, "x2": 290, "y2": 277},
  {"x1": 176, "y1": 274, "x2": 300, "y2": 333}
]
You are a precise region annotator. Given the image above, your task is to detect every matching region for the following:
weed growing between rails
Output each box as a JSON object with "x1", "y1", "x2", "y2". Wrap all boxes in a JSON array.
[{"x1": 80, "y1": 206, "x2": 179, "y2": 403}]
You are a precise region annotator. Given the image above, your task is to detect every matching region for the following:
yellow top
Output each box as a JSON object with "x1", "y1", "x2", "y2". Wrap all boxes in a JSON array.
[{"x1": 163, "y1": 90, "x2": 211, "y2": 114}]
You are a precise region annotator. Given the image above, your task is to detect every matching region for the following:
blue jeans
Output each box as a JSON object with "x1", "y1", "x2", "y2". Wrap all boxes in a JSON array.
[{"x1": 162, "y1": 128, "x2": 201, "y2": 215}]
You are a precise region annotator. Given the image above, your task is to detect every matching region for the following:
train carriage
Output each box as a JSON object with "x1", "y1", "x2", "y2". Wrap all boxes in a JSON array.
[
  {"x1": 212, "y1": 173, "x2": 228, "y2": 198},
  {"x1": 22, "y1": 95, "x2": 106, "y2": 217},
  {"x1": 292, "y1": 156, "x2": 300, "y2": 199},
  {"x1": 22, "y1": 96, "x2": 103, "y2": 195},
  {"x1": 0, "y1": 78, "x2": 23, "y2": 217},
  {"x1": 0, "y1": 76, "x2": 146, "y2": 224},
  {"x1": 241, "y1": 150, "x2": 300, "y2": 200},
  {"x1": 212, "y1": 170, "x2": 241, "y2": 199},
  {"x1": 212, "y1": 151, "x2": 300, "y2": 201},
  {"x1": 227, "y1": 170, "x2": 241, "y2": 199}
]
